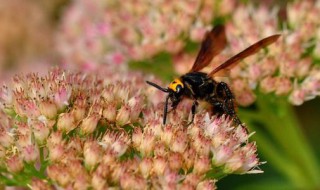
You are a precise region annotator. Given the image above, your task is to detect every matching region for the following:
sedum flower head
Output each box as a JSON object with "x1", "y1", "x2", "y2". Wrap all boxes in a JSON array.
[
  {"x1": 0, "y1": 68, "x2": 261, "y2": 189},
  {"x1": 222, "y1": 2, "x2": 320, "y2": 106},
  {"x1": 57, "y1": 0, "x2": 220, "y2": 69}
]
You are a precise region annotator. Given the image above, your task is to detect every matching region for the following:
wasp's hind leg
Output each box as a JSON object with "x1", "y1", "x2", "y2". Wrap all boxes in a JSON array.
[{"x1": 216, "y1": 82, "x2": 245, "y2": 128}]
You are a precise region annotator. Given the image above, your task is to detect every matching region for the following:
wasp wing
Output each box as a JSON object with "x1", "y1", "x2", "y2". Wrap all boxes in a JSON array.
[
  {"x1": 208, "y1": 34, "x2": 281, "y2": 77},
  {"x1": 190, "y1": 25, "x2": 227, "y2": 72}
]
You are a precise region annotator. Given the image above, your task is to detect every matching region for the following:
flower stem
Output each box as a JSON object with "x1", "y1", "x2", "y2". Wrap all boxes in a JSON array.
[{"x1": 39, "y1": 146, "x2": 46, "y2": 173}]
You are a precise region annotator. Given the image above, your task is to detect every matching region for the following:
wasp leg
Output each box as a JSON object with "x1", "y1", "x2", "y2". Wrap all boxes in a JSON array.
[
  {"x1": 167, "y1": 101, "x2": 179, "y2": 113},
  {"x1": 167, "y1": 98, "x2": 182, "y2": 113},
  {"x1": 216, "y1": 82, "x2": 247, "y2": 131},
  {"x1": 187, "y1": 100, "x2": 198, "y2": 126},
  {"x1": 211, "y1": 100, "x2": 225, "y2": 117},
  {"x1": 224, "y1": 99, "x2": 242, "y2": 125},
  {"x1": 217, "y1": 82, "x2": 234, "y2": 99},
  {"x1": 164, "y1": 98, "x2": 182, "y2": 124},
  {"x1": 163, "y1": 95, "x2": 170, "y2": 125}
]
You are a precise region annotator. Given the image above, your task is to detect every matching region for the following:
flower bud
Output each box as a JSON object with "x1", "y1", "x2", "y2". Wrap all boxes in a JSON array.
[
  {"x1": 48, "y1": 144, "x2": 64, "y2": 162},
  {"x1": 0, "y1": 128, "x2": 14, "y2": 147},
  {"x1": 132, "y1": 127, "x2": 143, "y2": 148},
  {"x1": 192, "y1": 133, "x2": 211, "y2": 156},
  {"x1": 289, "y1": 88, "x2": 305, "y2": 105},
  {"x1": 183, "y1": 173, "x2": 200, "y2": 187},
  {"x1": 139, "y1": 130, "x2": 155, "y2": 156},
  {"x1": 260, "y1": 76, "x2": 276, "y2": 93},
  {"x1": 14, "y1": 99, "x2": 41, "y2": 118},
  {"x1": 153, "y1": 156, "x2": 167, "y2": 176},
  {"x1": 31, "y1": 178, "x2": 53, "y2": 190},
  {"x1": 139, "y1": 158, "x2": 153, "y2": 178},
  {"x1": 84, "y1": 140, "x2": 101, "y2": 169},
  {"x1": 32, "y1": 121, "x2": 50, "y2": 145},
  {"x1": 193, "y1": 156, "x2": 210, "y2": 174},
  {"x1": 73, "y1": 174, "x2": 90, "y2": 190},
  {"x1": 72, "y1": 104, "x2": 87, "y2": 122},
  {"x1": 102, "y1": 86, "x2": 115, "y2": 102},
  {"x1": 21, "y1": 144, "x2": 39, "y2": 163},
  {"x1": 47, "y1": 164, "x2": 72, "y2": 187},
  {"x1": 103, "y1": 102, "x2": 117, "y2": 122},
  {"x1": 6, "y1": 155, "x2": 24, "y2": 173},
  {"x1": 92, "y1": 172, "x2": 107, "y2": 190},
  {"x1": 128, "y1": 95, "x2": 144, "y2": 122},
  {"x1": 161, "y1": 125, "x2": 174, "y2": 146},
  {"x1": 47, "y1": 131, "x2": 63, "y2": 148},
  {"x1": 116, "y1": 104, "x2": 131, "y2": 125},
  {"x1": 235, "y1": 89, "x2": 256, "y2": 107},
  {"x1": 111, "y1": 138, "x2": 128, "y2": 157},
  {"x1": 171, "y1": 131, "x2": 187, "y2": 153},
  {"x1": 114, "y1": 83, "x2": 129, "y2": 102},
  {"x1": 275, "y1": 77, "x2": 292, "y2": 95},
  {"x1": 80, "y1": 113, "x2": 100, "y2": 134},
  {"x1": 16, "y1": 133, "x2": 32, "y2": 148},
  {"x1": 57, "y1": 112, "x2": 77, "y2": 133},
  {"x1": 212, "y1": 145, "x2": 232, "y2": 166},
  {"x1": 39, "y1": 100, "x2": 58, "y2": 119},
  {"x1": 54, "y1": 85, "x2": 71, "y2": 109},
  {"x1": 196, "y1": 180, "x2": 216, "y2": 190},
  {"x1": 224, "y1": 154, "x2": 244, "y2": 174},
  {"x1": 182, "y1": 148, "x2": 196, "y2": 171},
  {"x1": 168, "y1": 153, "x2": 183, "y2": 171},
  {"x1": 120, "y1": 173, "x2": 147, "y2": 190}
]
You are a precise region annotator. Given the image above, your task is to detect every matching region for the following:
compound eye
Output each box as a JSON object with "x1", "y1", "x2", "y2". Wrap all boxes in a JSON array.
[{"x1": 176, "y1": 84, "x2": 183, "y2": 93}]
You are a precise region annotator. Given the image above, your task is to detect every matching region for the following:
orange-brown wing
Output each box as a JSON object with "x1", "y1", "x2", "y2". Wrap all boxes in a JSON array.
[
  {"x1": 190, "y1": 25, "x2": 227, "y2": 72},
  {"x1": 208, "y1": 34, "x2": 281, "y2": 77}
]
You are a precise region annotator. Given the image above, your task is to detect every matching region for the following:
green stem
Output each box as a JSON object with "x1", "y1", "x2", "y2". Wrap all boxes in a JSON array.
[
  {"x1": 239, "y1": 94, "x2": 320, "y2": 188},
  {"x1": 249, "y1": 129, "x2": 307, "y2": 187},
  {"x1": 39, "y1": 146, "x2": 47, "y2": 173},
  {"x1": 277, "y1": 100, "x2": 320, "y2": 185}
]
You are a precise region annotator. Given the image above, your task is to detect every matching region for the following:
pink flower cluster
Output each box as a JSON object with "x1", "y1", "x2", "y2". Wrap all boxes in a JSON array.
[
  {"x1": 0, "y1": 68, "x2": 261, "y2": 189},
  {"x1": 57, "y1": 0, "x2": 224, "y2": 69},
  {"x1": 224, "y1": 2, "x2": 320, "y2": 106}
]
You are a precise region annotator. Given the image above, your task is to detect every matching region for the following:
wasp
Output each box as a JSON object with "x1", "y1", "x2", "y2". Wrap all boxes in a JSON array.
[{"x1": 147, "y1": 25, "x2": 280, "y2": 127}]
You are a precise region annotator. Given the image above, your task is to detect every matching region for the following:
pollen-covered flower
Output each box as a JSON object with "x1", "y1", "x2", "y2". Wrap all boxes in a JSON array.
[{"x1": 0, "y1": 68, "x2": 261, "y2": 189}]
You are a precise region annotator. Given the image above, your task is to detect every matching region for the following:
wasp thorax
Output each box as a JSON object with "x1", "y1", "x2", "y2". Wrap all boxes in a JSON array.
[{"x1": 168, "y1": 79, "x2": 184, "y2": 93}]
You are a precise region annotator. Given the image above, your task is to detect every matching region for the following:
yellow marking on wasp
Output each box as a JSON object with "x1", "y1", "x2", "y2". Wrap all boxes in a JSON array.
[{"x1": 168, "y1": 79, "x2": 184, "y2": 92}]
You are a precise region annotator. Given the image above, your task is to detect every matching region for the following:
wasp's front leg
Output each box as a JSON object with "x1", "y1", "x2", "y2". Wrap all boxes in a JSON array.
[
  {"x1": 164, "y1": 97, "x2": 182, "y2": 125},
  {"x1": 187, "y1": 100, "x2": 198, "y2": 126},
  {"x1": 167, "y1": 98, "x2": 180, "y2": 113},
  {"x1": 163, "y1": 95, "x2": 170, "y2": 125}
]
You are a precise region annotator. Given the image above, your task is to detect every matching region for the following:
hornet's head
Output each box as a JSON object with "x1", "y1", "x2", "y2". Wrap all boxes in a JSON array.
[
  {"x1": 146, "y1": 79, "x2": 185, "y2": 124},
  {"x1": 146, "y1": 79, "x2": 184, "y2": 102},
  {"x1": 167, "y1": 78, "x2": 184, "y2": 102}
]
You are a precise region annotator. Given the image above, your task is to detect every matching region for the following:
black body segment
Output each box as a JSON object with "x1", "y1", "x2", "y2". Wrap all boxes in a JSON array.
[
  {"x1": 181, "y1": 72, "x2": 216, "y2": 100},
  {"x1": 180, "y1": 72, "x2": 242, "y2": 126}
]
